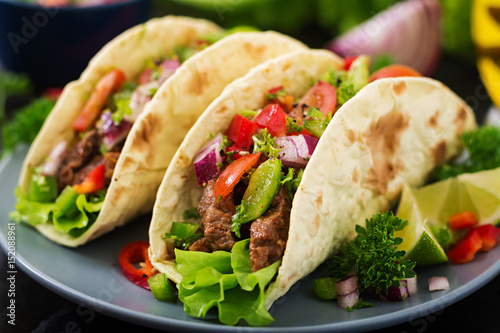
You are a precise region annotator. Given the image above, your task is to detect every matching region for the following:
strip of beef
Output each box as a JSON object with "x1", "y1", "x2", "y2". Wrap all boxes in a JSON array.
[
  {"x1": 71, "y1": 155, "x2": 104, "y2": 185},
  {"x1": 249, "y1": 186, "x2": 291, "y2": 272},
  {"x1": 196, "y1": 179, "x2": 237, "y2": 252},
  {"x1": 188, "y1": 237, "x2": 212, "y2": 252},
  {"x1": 57, "y1": 129, "x2": 103, "y2": 190},
  {"x1": 103, "y1": 151, "x2": 120, "y2": 184}
]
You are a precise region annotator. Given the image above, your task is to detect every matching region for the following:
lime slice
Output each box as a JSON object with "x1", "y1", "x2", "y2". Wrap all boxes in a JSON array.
[
  {"x1": 459, "y1": 168, "x2": 500, "y2": 226},
  {"x1": 395, "y1": 185, "x2": 449, "y2": 266}
]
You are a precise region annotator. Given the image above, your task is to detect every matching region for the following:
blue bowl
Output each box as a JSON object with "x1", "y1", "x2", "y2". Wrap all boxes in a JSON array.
[{"x1": 0, "y1": 0, "x2": 150, "y2": 88}]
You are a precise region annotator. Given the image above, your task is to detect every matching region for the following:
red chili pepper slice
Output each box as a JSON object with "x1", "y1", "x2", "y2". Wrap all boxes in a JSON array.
[{"x1": 119, "y1": 241, "x2": 155, "y2": 290}]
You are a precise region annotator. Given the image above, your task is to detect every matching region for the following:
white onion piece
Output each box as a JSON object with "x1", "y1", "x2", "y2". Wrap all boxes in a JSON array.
[
  {"x1": 336, "y1": 275, "x2": 358, "y2": 295},
  {"x1": 379, "y1": 276, "x2": 418, "y2": 301},
  {"x1": 101, "y1": 111, "x2": 133, "y2": 151},
  {"x1": 194, "y1": 133, "x2": 225, "y2": 186},
  {"x1": 275, "y1": 135, "x2": 318, "y2": 168},
  {"x1": 128, "y1": 81, "x2": 159, "y2": 121},
  {"x1": 158, "y1": 59, "x2": 181, "y2": 85},
  {"x1": 428, "y1": 276, "x2": 450, "y2": 291},
  {"x1": 325, "y1": 0, "x2": 442, "y2": 76},
  {"x1": 42, "y1": 141, "x2": 67, "y2": 176}
]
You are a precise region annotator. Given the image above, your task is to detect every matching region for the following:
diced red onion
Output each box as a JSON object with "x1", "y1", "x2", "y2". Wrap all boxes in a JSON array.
[
  {"x1": 43, "y1": 141, "x2": 67, "y2": 176},
  {"x1": 194, "y1": 133, "x2": 225, "y2": 186},
  {"x1": 158, "y1": 59, "x2": 181, "y2": 85},
  {"x1": 428, "y1": 276, "x2": 449, "y2": 291},
  {"x1": 379, "y1": 276, "x2": 418, "y2": 301},
  {"x1": 101, "y1": 111, "x2": 133, "y2": 151},
  {"x1": 128, "y1": 81, "x2": 158, "y2": 121},
  {"x1": 275, "y1": 135, "x2": 318, "y2": 168},
  {"x1": 336, "y1": 275, "x2": 359, "y2": 309},
  {"x1": 325, "y1": 0, "x2": 442, "y2": 76}
]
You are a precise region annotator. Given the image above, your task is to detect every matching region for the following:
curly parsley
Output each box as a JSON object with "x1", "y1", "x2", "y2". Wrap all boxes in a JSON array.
[
  {"x1": 328, "y1": 211, "x2": 416, "y2": 294},
  {"x1": 252, "y1": 129, "x2": 281, "y2": 158}
]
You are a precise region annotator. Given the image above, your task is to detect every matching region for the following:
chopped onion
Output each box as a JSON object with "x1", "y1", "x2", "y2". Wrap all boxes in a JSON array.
[
  {"x1": 325, "y1": 0, "x2": 442, "y2": 76},
  {"x1": 101, "y1": 111, "x2": 133, "y2": 151},
  {"x1": 379, "y1": 276, "x2": 418, "y2": 301},
  {"x1": 128, "y1": 81, "x2": 159, "y2": 121},
  {"x1": 194, "y1": 133, "x2": 225, "y2": 186},
  {"x1": 275, "y1": 134, "x2": 318, "y2": 168},
  {"x1": 336, "y1": 275, "x2": 359, "y2": 309},
  {"x1": 428, "y1": 276, "x2": 450, "y2": 291},
  {"x1": 43, "y1": 141, "x2": 67, "y2": 176},
  {"x1": 158, "y1": 59, "x2": 181, "y2": 85}
]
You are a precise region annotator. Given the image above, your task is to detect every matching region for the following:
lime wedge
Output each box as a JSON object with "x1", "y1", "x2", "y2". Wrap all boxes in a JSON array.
[{"x1": 395, "y1": 185, "x2": 449, "y2": 266}]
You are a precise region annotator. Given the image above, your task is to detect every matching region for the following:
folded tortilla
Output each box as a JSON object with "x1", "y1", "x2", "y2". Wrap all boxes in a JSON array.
[
  {"x1": 148, "y1": 49, "x2": 476, "y2": 314},
  {"x1": 16, "y1": 15, "x2": 307, "y2": 247}
]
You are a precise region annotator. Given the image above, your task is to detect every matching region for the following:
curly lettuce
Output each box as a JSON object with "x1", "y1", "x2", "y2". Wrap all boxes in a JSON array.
[{"x1": 175, "y1": 239, "x2": 280, "y2": 326}]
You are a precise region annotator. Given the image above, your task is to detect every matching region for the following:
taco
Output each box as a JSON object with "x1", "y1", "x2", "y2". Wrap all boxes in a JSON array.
[
  {"x1": 147, "y1": 49, "x2": 476, "y2": 326},
  {"x1": 12, "y1": 15, "x2": 307, "y2": 247}
]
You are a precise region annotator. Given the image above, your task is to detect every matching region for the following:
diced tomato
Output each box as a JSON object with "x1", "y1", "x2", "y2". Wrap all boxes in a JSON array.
[
  {"x1": 267, "y1": 86, "x2": 294, "y2": 112},
  {"x1": 448, "y1": 211, "x2": 479, "y2": 230},
  {"x1": 297, "y1": 81, "x2": 336, "y2": 117},
  {"x1": 253, "y1": 104, "x2": 288, "y2": 137},
  {"x1": 225, "y1": 114, "x2": 258, "y2": 151},
  {"x1": 343, "y1": 56, "x2": 357, "y2": 70},
  {"x1": 119, "y1": 241, "x2": 155, "y2": 290},
  {"x1": 369, "y1": 64, "x2": 421, "y2": 83},
  {"x1": 213, "y1": 152, "x2": 261, "y2": 199},
  {"x1": 447, "y1": 229, "x2": 483, "y2": 264},
  {"x1": 72, "y1": 163, "x2": 105, "y2": 195},
  {"x1": 475, "y1": 224, "x2": 500, "y2": 252},
  {"x1": 73, "y1": 69, "x2": 126, "y2": 132}
]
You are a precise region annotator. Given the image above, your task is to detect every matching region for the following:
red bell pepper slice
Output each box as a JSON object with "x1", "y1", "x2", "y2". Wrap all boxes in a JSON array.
[
  {"x1": 73, "y1": 69, "x2": 126, "y2": 132},
  {"x1": 225, "y1": 114, "x2": 258, "y2": 152},
  {"x1": 447, "y1": 229, "x2": 483, "y2": 264},
  {"x1": 119, "y1": 241, "x2": 155, "y2": 289},
  {"x1": 72, "y1": 163, "x2": 105, "y2": 195},
  {"x1": 448, "y1": 211, "x2": 479, "y2": 230},
  {"x1": 253, "y1": 104, "x2": 288, "y2": 137},
  {"x1": 475, "y1": 224, "x2": 500, "y2": 252},
  {"x1": 297, "y1": 81, "x2": 337, "y2": 117},
  {"x1": 213, "y1": 152, "x2": 261, "y2": 199}
]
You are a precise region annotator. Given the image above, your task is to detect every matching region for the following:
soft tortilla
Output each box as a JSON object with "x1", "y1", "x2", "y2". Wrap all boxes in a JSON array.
[
  {"x1": 148, "y1": 49, "x2": 476, "y2": 310},
  {"x1": 17, "y1": 15, "x2": 307, "y2": 247}
]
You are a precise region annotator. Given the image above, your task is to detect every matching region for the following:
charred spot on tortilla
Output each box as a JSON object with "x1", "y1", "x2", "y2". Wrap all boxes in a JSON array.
[
  {"x1": 392, "y1": 81, "x2": 407, "y2": 96},
  {"x1": 431, "y1": 140, "x2": 447, "y2": 166},
  {"x1": 454, "y1": 104, "x2": 468, "y2": 135},
  {"x1": 345, "y1": 128, "x2": 357, "y2": 146},
  {"x1": 176, "y1": 150, "x2": 192, "y2": 168},
  {"x1": 362, "y1": 111, "x2": 409, "y2": 194},
  {"x1": 427, "y1": 110, "x2": 440, "y2": 128},
  {"x1": 215, "y1": 103, "x2": 229, "y2": 115},
  {"x1": 243, "y1": 42, "x2": 266, "y2": 60},
  {"x1": 352, "y1": 167, "x2": 359, "y2": 184},
  {"x1": 186, "y1": 69, "x2": 209, "y2": 95}
]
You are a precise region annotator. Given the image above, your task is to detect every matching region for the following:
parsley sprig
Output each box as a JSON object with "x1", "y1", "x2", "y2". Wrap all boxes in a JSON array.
[
  {"x1": 252, "y1": 129, "x2": 281, "y2": 158},
  {"x1": 328, "y1": 211, "x2": 416, "y2": 294}
]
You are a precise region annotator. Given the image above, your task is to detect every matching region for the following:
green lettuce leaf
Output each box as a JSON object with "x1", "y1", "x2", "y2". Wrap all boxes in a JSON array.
[
  {"x1": 11, "y1": 186, "x2": 104, "y2": 237},
  {"x1": 175, "y1": 239, "x2": 280, "y2": 326}
]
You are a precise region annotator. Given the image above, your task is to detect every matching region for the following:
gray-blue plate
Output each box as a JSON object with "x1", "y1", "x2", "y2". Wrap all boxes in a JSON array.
[{"x1": 1, "y1": 145, "x2": 500, "y2": 333}]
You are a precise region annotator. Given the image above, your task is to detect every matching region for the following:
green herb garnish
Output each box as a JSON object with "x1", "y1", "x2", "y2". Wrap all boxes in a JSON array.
[
  {"x1": 252, "y1": 129, "x2": 281, "y2": 158},
  {"x1": 281, "y1": 167, "x2": 303, "y2": 199},
  {"x1": 328, "y1": 211, "x2": 416, "y2": 294},
  {"x1": 433, "y1": 126, "x2": 500, "y2": 180}
]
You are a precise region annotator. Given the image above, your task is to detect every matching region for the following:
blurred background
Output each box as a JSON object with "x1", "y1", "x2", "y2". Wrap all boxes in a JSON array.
[{"x1": 0, "y1": 0, "x2": 489, "y2": 157}]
